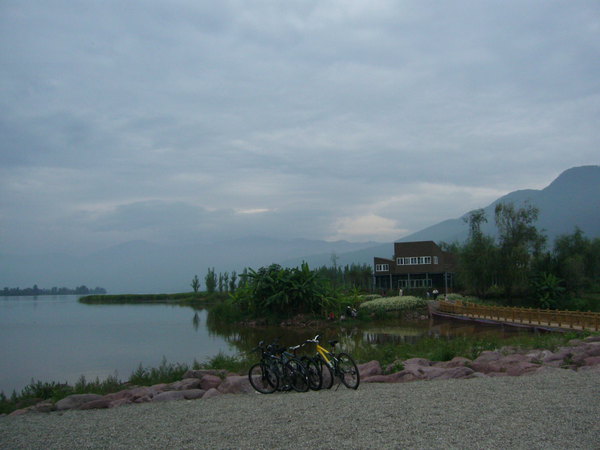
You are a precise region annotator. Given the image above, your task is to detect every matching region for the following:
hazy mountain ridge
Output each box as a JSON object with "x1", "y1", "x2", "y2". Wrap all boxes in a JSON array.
[
  {"x1": 282, "y1": 165, "x2": 600, "y2": 268},
  {"x1": 2, "y1": 166, "x2": 598, "y2": 293}
]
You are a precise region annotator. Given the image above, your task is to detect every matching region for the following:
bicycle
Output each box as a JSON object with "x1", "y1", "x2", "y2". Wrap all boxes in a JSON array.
[
  {"x1": 305, "y1": 335, "x2": 360, "y2": 390},
  {"x1": 268, "y1": 341, "x2": 310, "y2": 393},
  {"x1": 289, "y1": 342, "x2": 323, "y2": 391},
  {"x1": 248, "y1": 340, "x2": 280, "y2": 394}
]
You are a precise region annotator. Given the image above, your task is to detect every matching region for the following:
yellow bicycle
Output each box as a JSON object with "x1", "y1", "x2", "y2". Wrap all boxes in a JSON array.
[{"x1": 305, "y1": 335, "x2": 360, "y2": 390}]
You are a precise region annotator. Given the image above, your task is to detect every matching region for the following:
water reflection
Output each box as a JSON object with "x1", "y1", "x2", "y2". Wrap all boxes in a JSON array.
[{"x1": 203, "y1": 307, "x2": 535, "y2": 358}]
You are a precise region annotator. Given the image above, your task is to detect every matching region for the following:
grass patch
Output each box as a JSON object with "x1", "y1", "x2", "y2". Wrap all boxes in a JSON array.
[{"x1": 79, "y1": 292, "x2": 227, "y2": 305}]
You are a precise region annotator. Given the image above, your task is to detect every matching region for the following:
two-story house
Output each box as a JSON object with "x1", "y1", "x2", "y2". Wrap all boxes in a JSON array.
[{"x1": 373, "y1": 241, "x2": 456, "y2": 292}]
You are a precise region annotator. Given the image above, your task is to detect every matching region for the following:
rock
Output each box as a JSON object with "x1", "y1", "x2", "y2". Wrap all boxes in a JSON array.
[
  {"x1": 583, "y1": 335, "x2": 600, "y2": 343},
  {"x1": 217, "y1": 375, "x2": 254, "y2": 394},
  {"x1": 167, "y1": 378, "x2": 202, "y2": 391},
  {"x1": 583, "y1": 356, "x2": 600, "y2": 367},
  {"x1": 358, "y1": 360, "x2": 382, "y2": 378},
  {"x1": 9, "y1": 408, "x2": 31, "y2": 416},
  {"x1": 32, "y1": 401, "x2": 56, "y2": 413},
  {"x1": 79, "y1": 399, "x2": 112, "y2": 410},
  {"x1": 199, "y1": 374, "x2": 222, "y2": 391},
  {"x1": 473, "y1": 351, "x2": 502, "y2": 363},
  {"x1": 202, "y1": 388, "x2": 222, "y2": 399},
  {"x1": 183, "y1": 369, "x2": 228, "y2": 379},
  {"x1": 182, "y1": 389, "x2": 206, "y2": 400},
  {"x1": 403, "y1": 358, "x2": 431, "y2": 367},
  {"x1": 55, "y1": 394, "x2": 104, "y2": 411},
  {"x1": 471, "y1": 353, "x2": 541, "y2": 376},
  {"x1": 153, "y1": 389, "x2": 205, "y2": 402},
  {"x1": 433, "y1": 357, "x2": 471, "y2": 368}
]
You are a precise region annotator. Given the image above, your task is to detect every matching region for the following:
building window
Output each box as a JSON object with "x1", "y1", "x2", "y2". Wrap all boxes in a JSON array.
[
  {"x1": 433, "y1": 256, "x2": 439, "y2": 264},
  {"x1": 375, "y1": 264, "x2": 389, "y2": 272},
  {"x1": 397, "y1": 256, "x2": 434, "y2": 265}
]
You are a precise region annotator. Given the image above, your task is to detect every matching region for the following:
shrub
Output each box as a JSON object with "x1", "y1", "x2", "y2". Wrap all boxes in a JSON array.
[{"x1": 359, "y1": 296, "x2": 428, "y2": 314}]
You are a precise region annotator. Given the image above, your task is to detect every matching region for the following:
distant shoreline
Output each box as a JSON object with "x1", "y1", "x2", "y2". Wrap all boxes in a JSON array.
[{"x1": 78, "y1": 292, "x2": 225, "y2": 304}]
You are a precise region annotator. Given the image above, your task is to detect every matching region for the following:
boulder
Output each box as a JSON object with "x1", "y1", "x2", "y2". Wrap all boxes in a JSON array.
[
  {"x1": 433, "y1": 357, "x2": 471, "y2": 368},
  {"x1": 199, "y1": 374, "x2": 222, "y2": 391},
  {"x1": 183, "y1": 369, "x2": 228, "y2": 379},
  {"x1": 55, "y1": 394, "x2": 104, "y2": 411},
  {"x1": 358, "y1": 360, "x2": 382, "y2": 378},
  {"x1": 403, "y1": 358, "x2": 431, "y2": 367},
  {"x1": 32, "y1": 401, "x2": 56, "y2": 413},
  {"x1": 167, "y1": 378, "x2": 202, "y2": 391},
  {"x1": 583, "y1": 356, "x2": 600, "y2": 367},
  {"x1": 473, "y1": 351, "x2": 503, "y2": 364},
  {"x1": 79, "y1": 399, "x2": 112, "y2": 410},
  {"x1": 202, "y1": 388, "x2": 222, "y2": 399},
  {"x1": 217, "y1": 375, "x2": 254, "y2": 394}
]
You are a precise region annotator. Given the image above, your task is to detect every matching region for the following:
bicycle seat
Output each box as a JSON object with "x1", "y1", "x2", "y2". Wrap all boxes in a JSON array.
[{"x1": 328, "y1": 340, "x2": 338, "y2": 347}]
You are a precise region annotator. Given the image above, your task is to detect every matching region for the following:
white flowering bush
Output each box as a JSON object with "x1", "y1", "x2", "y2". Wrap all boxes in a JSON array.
[{"x1": 359, "y1": 295, "x2": 427, "y2": 314}]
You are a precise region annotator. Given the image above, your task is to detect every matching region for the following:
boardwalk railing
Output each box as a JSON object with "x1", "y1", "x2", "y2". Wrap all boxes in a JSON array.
[{"x1": 436, "y1": 300, "x2": 600, "y2": 332}]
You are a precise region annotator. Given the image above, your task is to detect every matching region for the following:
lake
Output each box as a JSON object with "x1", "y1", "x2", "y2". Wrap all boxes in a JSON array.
[{"x1": 0, "y1": 295, "x2": 531, "y2": 394}]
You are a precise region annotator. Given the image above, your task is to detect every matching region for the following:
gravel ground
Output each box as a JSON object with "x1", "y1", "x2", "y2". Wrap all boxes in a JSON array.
[{"x1": 1, "y1": 369, "x2": 599, "y2": 449}]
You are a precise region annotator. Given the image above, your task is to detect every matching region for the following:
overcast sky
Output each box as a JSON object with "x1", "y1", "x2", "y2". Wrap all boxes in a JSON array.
[{"x1": 1, "y1": 0, "x2": 599, "y2": 256}]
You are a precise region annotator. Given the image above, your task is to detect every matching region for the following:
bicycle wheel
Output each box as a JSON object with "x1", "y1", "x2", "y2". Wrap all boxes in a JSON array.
[
  {"x1": 284, "y1": 359, "x2": 309, "y2": 393},
  {"x1": 336, "y1": 352, "x2": 360, "y2": 389},
  {"x1": 300, "y1": 356, "x2": 322, "y2": 391},
  {"x1": 248, "y1": 363, "x2": 278, "y2": 394},
  {"x1": 316, "y1": 357, "x2": 334, "y2": 389}
]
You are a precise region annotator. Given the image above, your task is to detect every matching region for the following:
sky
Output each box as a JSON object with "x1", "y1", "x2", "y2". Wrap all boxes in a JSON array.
[{"x1": 1, "y1": 0, "x2": 599, "y2": 257}]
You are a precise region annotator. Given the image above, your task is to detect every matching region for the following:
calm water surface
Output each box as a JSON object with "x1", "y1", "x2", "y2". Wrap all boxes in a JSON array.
[{"x1": 0, "y1": 295, "x2": 532, "y2": 393}]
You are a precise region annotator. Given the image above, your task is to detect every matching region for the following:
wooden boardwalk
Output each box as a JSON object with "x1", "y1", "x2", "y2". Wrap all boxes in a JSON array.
[{"x1": 430, "y1": 300, "x2": 600, "y2": 332}]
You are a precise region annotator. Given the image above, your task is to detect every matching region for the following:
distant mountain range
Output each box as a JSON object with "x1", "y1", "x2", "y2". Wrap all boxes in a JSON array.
[
  {"x1": 2, "y1": 165, "x2": 598, "y2": 293},
  {"x1": 282, "y1": 165, "x2": 600, "y2": 268}
]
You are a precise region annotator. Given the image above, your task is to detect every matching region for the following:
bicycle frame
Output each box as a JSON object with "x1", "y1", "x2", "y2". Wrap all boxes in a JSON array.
[{"x1": 315, "y1": 343, "x2": 335, "y2": 368}]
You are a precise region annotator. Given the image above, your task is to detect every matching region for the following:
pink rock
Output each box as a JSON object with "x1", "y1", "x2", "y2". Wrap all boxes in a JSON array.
[
  {"x1": 583, "y1": 356, "x2": 600, "y2": 366},
  {"x1": 473, "y1": 351, "x2": 502, "y2": 363},
  {"x1": 55, "y1": 394, "x2": 104, "y2": 411},
  {"x1": 217, "y1": 375, "x2": 254, "y2": 394},
  {"x1": 183, "y1": 369, "x2": 229, "y2": 379},
  {"x1": 358, "y1": 360, "x2": 382, "y2": 378},
  {"x1": 403, "y1": 358, "x2": 431, "y2": 367},
  {"x1": 32, "y1": 401, "x2": 55, "y2": 413},
  {"x1": 9, "y1": 408, "x2": 30, "y2": 416},
  {"x1": 183, "y1": 389, "x2": 205, "y2": 400},
  {"x1": 433, "y1": 357, "x2": 471, "y2": 368},
  {"x1": 200, "y1": 374, "x2": 222, "y2": 391},
  {"x1": 202, "y1": 388, "x2": 222, "y2": 399},
  {"x1": 168, "y1": 378, "x2": 202, "y2": 391}
]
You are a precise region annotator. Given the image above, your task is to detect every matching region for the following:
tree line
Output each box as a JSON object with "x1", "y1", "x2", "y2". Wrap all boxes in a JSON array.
[
  {"x1": 1, "y1": 285, "x2": 107, "y2": 296},
  {"x1": 191, "y1": 262, "x2": 373, "y2": 295},
  {"x1": 446, "y1": 202, "x2": 600, "y2": 309}
]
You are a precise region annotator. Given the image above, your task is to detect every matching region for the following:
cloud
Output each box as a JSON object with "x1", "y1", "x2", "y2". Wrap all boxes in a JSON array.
[{"x1": 0, "y1": 0, "x2": 599, "y2": 257}]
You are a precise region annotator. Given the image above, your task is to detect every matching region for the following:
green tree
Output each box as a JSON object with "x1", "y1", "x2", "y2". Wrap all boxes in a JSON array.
[
  {"x1": 191, "y1": 275, "x2": 200, "y2": 293},
  {"x1": 458, "y1": 209, "x2": 498, "y2": 297},
  {"x1": 205, "y1": 268, "x2": 217, "y2": 294},
  {"x1": 494, "y1": 202, "x2": 546, "y2": 302}
]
